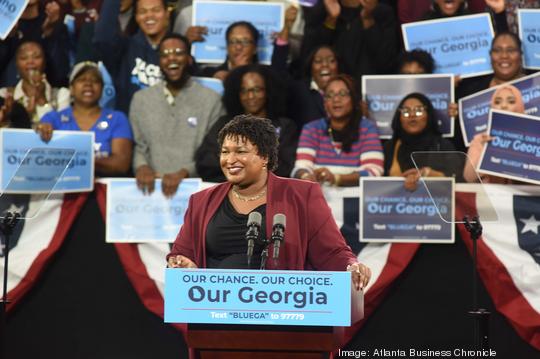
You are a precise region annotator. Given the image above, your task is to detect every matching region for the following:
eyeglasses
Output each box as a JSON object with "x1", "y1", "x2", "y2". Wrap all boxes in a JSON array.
[
  {"x1": 324, "y1": 90, "x2": 350, "y2": 101},
  {"x1": 160, "y1": 48, "x2": 187, "y2": 57},
  {"x1": 228, "y1": 38, "x2": 254, "y2": 47},
  {"x1": 240, "y1": 86, "x2": 265, "y2": 96},
  {"x1": 490, "y1": 47, "x2": 520, "y2": 56},
  {"x1": 399, "y1": 106, "x2": 426, "y2": 118}
]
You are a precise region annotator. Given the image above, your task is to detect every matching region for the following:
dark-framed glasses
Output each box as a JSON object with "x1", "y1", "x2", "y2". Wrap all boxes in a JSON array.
[
  {"x1": 399, "y1": 106, "x2": 426, "y2": 118},
  {"x1": 227, "y1": 38, "x2": 254, "y2": 47},
  {"x1": 324, "y1": 90, "x2": 350, "y2": 101}
]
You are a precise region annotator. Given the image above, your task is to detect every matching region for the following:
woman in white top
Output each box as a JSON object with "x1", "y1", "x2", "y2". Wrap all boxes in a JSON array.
[{"x1": 0, "y1": 41, "x2": 69, "y2": 126}]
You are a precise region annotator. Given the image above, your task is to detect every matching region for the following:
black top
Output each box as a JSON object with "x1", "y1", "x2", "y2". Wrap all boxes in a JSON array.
[{"x1": 205, "y1": 196, "x2": 267, "y2": 269}]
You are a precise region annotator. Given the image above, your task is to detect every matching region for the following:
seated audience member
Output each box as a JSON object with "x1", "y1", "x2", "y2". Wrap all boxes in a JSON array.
[
  {"x1": 0, "y1": 41, "x2": 70, "y2": 126},
  {"x1": 292, "y1": 74, "x2": 383, "y2": 187},
  {"x1": 301, "y1": 0, "x2": 398, "y2": 85},
  {"x1": 195, "y1": 65, "x2": 297, "y2": 182},
  {"x1": 463, "y1": 84, "x2": 525, "y2": 184},
  {"x1": 422, "y1": 0, "x2": 508, "y2": 32},
  {"x1": 384, "y1": 93, "x2": 457, "y2": 191},
  {"x1": 275, "y1": 43, "x2": 341, "y2": 127},
  {"x1": 168, "y1": 115, "x2": 371, "y2": 292},
  {"x1": 198, "y1": 21, "x2": 259, "y2": 81},
  {"x1": 60, "y1": 0, "x2": 103, "y2": 37},
  {"x1": 93, "y1": 0, "x2": 171, "y2": 112},
  {"x1": 0, "y1": 0, "x2": 69, "y2": 88},
  {"x1": 130, "y1": 34, "x2": 224, "y2": 197},
  {"x1": 458, "y1": 31, "x2": 527, "y2": 97},
  {"x1": 38, "y1": 62, "x2": 133, "y2": 176}
]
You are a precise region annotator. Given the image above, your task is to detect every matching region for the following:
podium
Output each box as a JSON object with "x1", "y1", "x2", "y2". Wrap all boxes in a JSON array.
[
  {"x1": 186, "y1": 323, "x2": 336, "y2": 358},
  {"x1": 165, "y1": 269, "x2": 364, "y2": 358}
]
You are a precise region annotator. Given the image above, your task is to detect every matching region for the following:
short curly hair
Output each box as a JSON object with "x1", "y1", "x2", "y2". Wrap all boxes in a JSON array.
[{"x1": 217, "y1": 114, "x2": 278, "y2": 171}]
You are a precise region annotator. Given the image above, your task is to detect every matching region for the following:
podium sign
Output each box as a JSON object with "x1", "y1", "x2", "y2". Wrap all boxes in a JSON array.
[{"x1": 165, "y1": 269, "x2": 354, "y2": 326}]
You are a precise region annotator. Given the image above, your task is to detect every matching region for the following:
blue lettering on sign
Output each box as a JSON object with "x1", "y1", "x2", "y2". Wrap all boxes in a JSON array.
[
  {"x1": 0, "y1": 0, "x2": 17, "y2": 13},
  {"x1": 527, "y1": 34, "x2": 540, "y2": 43},
  {"x1": 237, "y1": 286, "x2": 327, "y2": 309}
]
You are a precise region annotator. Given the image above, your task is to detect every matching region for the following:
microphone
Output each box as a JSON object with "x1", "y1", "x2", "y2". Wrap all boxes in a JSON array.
[
  {"x1": 246, "y1": 211, "x2": 262, "y2": 266},
  {"x1": 271, "y1": 214, "x2": 286, "y2": 262}
]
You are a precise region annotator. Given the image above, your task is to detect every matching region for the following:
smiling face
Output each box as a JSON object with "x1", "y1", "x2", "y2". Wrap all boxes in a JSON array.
[
  {"x1": 324, "y1": 79, "x2": 353, "y2": 122},
  {"x1": 491, "y1": 88, "x2": 521, "y2": 113},
  {"x1": 135, "y1": 0, "x2": 169, "y2": 41},
  {"x1": 490, "y1": 34, "x2": 522, "y2": 82},
  {"x1": 311, "y1": 47, "x2": 338, "y2": 89},
  {"x1": 220, "y1": 135, "x2": 267, "y2": 187},
  {"x1": 70, "y1": 69, "x2": 103, "y2": 107},
  {"x1": 227, "y1": 25, "x2": 257, "y2": 67},
  {"x1": 399, "y1": 97, "x2": 429, "y2": 135},
  {"x1": 159, "y1": 37, "x2": 189, "y2": 86},
  {"x1": 434, "y1": 0, "x2": 464, "y2": 16},
  {"x1": 16, "y1": 42, "x2": 45, "y2": 82},
  {"x1": 239, "y1": 72, "x2": 266, "y2": 117}
]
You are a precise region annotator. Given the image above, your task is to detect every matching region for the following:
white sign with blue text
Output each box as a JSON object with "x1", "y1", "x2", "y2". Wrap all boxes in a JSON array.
[
  {"x1": 402, "y1": 14, "x2": 494, "y2": 78},
  {"x1": 0, "y1": 129, "x2": 94, "y2": 193},
  {"x1": 518, "y1": 9, "x2": 540, "y2": 70},
  {"x1": 0, "y1": 0, "x2": 28, "y2": 40},
  {"x1": 105, "y1": 178, "x2": 202, "y2": 243},
  {"x1": 165, "y1": 269, "x2": 353, "y2": 326},
  {"x1": 192, "y1": 0, "x2": 284, "y2": 64}
]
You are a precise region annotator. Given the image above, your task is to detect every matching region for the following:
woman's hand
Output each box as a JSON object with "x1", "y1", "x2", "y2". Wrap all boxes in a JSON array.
[
  {"x1": 448, "y1": 102, "x2": 458, "y2": 118},
  {"x1": 168, "y1": 255, "x2": 198, "y2": 268},
  {"x1": 314, "y1": 167, "x2": 336, "y2": 185},
  {"x1": 323, "y1": 0, "x2": 341, "y2": 20},
  {"x1": 347, "y1": 262, "x2": 371, "y2": 290},
  {"x1": 36, "y1": 123, "x2": 54, "y2": 142},
  {"x1": 485, "y1": 0, "x2": 505, "y2": 14},
  {"x1": 402, "y1": 167, "x2": 431, "y2": 192}
]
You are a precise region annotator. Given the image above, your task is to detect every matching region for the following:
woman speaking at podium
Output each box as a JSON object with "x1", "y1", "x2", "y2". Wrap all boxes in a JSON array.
[{"x1": 167, "y1": 115, "x2": 370, "y2": 290}]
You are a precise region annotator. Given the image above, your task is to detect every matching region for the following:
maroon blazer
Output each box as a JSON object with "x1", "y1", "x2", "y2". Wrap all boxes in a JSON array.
[{"x1": 168, "y1": 172, "x2": 357, "y2": 271}]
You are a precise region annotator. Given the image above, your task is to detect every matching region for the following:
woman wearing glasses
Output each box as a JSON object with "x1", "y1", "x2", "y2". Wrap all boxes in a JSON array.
[
  {"x1": 195, "y1": 64, "x2": 297, "y2": 182},
  {"x1": 292, "y1": 74, "x2": 383, "y2": 187},
  {"x1": 199, "y1": 21, "x2": 259, "y2": 81},
  {"x1": 384, "y1": 92, "x2": 456, "y2": 191}
]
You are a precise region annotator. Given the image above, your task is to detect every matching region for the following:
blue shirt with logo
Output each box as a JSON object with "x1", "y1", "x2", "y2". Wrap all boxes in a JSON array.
[{"x1": 41, "y1": 107, "x2": 133, "y2": 158}]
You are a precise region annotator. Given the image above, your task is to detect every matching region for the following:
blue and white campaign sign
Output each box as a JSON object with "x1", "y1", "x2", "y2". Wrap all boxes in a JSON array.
[
  {"x1": 0, "y1": 129, "x2": 94, "y2": 193},
  {"x1": 360, "y1": 178, "x2": 454, "y2": 243},
  {"x1": 193, "y1": 76, "x2": 224, "y2": 96},
  {"x1": 165, "y1": 269, "x2": 354, "y2": 326},
  {"x1": 192, "y1": 0, "x2": 284, "y2": 65},
  {"x1": 518, "y1": 9, "x2": 540, "y2": 70},
  {"x1": 362, "y1": 74, "x2": 454, "y2": 139},
  {"x1": 402, "y1": 14, "x2": 494, "y2": 78},
  {"x1": 458, "y1": 71, "x2": 540, "y2": 146},
  {"x1": 106, "y1": 178, "x2": 201, "y2": 243},
  {"x1": 478, "y1": 110, "x2": 540, "y2": 185},
  {"x1": 0, "y1": 0, "x2": 28, "y2": 40}
]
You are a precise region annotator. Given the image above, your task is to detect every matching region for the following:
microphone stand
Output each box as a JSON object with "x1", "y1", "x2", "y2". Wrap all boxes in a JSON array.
[
  {"x1": 463, "y1": 215, "x2": 490, "y2": 350},
  {"x1": 259, "y1": 237, "x2": 270, "y2": 270},
  {"x1": 1, "y1": 211, "x2": 21, "y2": 356}
]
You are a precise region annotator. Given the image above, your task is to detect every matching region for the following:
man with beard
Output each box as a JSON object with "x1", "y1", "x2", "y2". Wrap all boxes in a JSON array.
[{"x1": 129, "y1": 33, "x2": 224, "y2": 197}]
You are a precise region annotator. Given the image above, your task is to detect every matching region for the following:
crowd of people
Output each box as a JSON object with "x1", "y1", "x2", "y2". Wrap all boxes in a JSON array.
[{"x1": 1, "y1": 0, "x2": 538, "y2": 196}]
